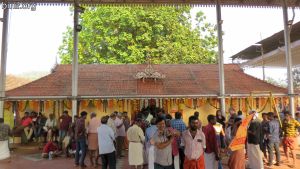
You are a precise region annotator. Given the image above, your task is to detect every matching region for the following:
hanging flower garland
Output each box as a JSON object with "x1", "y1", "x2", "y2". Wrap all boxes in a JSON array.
[
  {"x1": 245, "y1": 98, "x2": 252, "y2": 110},
  {"x1": 257, "y1": 98, "x2": 270, "y2": 113},
  {"x1": 63, "y1": 100, "x2": 72, "y2": 110},
  {"x1": 242, "y1": 98, "x2": 247, "y2": 113},
  {"x1": 21, "y1": 100, "x2": 29, "y2": 112},
  {"x1": 207, "y1": 98, "x2": 218, "y2": 109},
  {"x1": 18, "y1": 101, "x2": 26, "y2": 112},
  {"x1": 108, "y1": 100, "x2": 114, "y2": 109},
  {"x1": 231, "y1": 98, "x2": 238, "y2": 111},
  {"x1": 95, "y1": 100, "x2": 102, "y2": 111},
  {"x1": 80, "y1": 100, "x2": 89, "y2": 109}
]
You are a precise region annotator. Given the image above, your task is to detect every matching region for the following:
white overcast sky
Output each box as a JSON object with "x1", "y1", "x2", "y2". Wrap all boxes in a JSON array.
[{"x1": 0, "y1": 5, "x2": 299, "y2": 81}]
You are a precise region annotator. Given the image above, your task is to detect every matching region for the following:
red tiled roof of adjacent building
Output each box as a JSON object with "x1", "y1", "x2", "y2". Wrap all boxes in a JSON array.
[
  {"x1": 5, "y1": 75, "x2": 32, "y2": 91},
  {"x1": 5, "y1": 64, "x2": 287, "y2": 99}
]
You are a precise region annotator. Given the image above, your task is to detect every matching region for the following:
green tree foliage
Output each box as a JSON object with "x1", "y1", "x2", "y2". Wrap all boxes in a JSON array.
[
  {"x1": 59, "y1": 6, "x2": 217, "y2": 64},
  {"x1": 293, "y1": 67, "x2": 300, "y2": 89},
  {"x1": 266, "y1": 77, "x2": 287, "y2": 88}
]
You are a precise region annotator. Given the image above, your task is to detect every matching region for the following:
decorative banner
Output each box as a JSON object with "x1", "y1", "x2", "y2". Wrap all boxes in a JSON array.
[
  {"x1": 4, "y1": 102, "x2": 11, "y2": 110},
  {"x1": 232, "y1": 98, "x2": 238, "y2": 111},
  {"x1": 80, "y1": 100, "x2": 89, "y2": 109},
  {"x1": 260, "y1": 98, "x2": 267, "y2": 108},
  {"x1": 207, "y1": 98, "x2": 218, "y2": 109},
  {"x1": 186, "y1": 99, "x2": 193, "y2": 108},
  {"x1": 18, "y1": 101, "x2": 29, "y2": 112},
  {"x1": 29, "y1": 101, "x2": 39, "y2": 112},
  {"x1": 122, "y1": 100, "x2": 126, "y2": 112},
  {"x1": 94, "y1": 100, "x2": 102, "y2": 111},
  {"x1": 242, "y1": 98, "x2": 247, "y2": 113},
  {"x1": 229, "y1": 114, "x2": 254, "y2": 151},
  {"x1": 225, "y1": 98, "x2": 229, "y2": 105},
  {"x1": 198, "y1": 98, "x2": 205, "y2": 108},
  {"x1": 179, "y1": 103, "x2": 185, "y2": 111},
  {"x1": 45, "y1": 100, "x2": 54, "y2": 111},
  {"x1": 118, "y1": 99, "x2": 123, "y2": 112},
  {"x1": 63, "y1": 100, "x2": 72, "y2": 110},
  {"x1": 163, "y1": 99, "x2": 167, "y2": 112},
  {"x1": 245, "y1": 98, "x2": 252, "y2": 111},
  {"x1": 108, "y1": 100, "x2": 114, "y2": 109}
]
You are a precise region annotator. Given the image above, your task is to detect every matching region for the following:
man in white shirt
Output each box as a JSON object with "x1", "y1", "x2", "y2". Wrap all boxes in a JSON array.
[
  {"x1": 127, "y1": 119, "x2": 145, "y2": 168},
  {"x1": 115, "y1": 112, "x2": 126, "y2": 158},
  {"x1": 98, "y1": 115, "x2": 116, "y2": 169},
  {"x1": 182, "y1": 115, "x2": 206, "y2": 169}
]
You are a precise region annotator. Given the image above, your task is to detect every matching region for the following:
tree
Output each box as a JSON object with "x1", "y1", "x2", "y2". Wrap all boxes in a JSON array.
[
  {"x1": 292, "y1": 67, "x2": 300, "y2": 89},
  {"x1": 59, "y1": 6, "x2": 217, "y2": 64},
  {"x1": 266, "y1": 77, "x2": 287, "y2": 88}
]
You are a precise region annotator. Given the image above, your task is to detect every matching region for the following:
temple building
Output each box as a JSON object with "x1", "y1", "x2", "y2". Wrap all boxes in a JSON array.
[{"x1": 3, "y1": 63, "x2": 296, "y2": 126}]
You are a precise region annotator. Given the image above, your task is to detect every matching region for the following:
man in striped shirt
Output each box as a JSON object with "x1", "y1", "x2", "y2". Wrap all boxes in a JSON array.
[
  {"x1": 282, "y1": 111, "x2": 300, "y2": 168},
  {"x1": 171, "y1": 112, "x2": 186, "y2": 169}
]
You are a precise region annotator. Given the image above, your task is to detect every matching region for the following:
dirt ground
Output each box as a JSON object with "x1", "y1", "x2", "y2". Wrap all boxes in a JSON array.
[{"x1": 0, "y1": 143, "x2": 300, "y2": 169}]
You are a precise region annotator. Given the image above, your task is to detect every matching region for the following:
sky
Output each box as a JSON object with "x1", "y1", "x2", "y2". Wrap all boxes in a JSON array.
[{"x1": 1, "y1": 5, "x2": 300, "y2": 81}]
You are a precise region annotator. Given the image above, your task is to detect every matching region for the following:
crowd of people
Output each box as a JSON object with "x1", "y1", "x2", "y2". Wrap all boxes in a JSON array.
[{"x1": 0, "y1": 107, "x2": 300, "y2": 169}]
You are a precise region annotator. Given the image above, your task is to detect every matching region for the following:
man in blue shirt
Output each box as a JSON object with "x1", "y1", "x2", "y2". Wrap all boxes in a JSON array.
[
  {"x1": 267, "y1": 112, "x2": 281, "y2": 167},
  {"x1": 98, "y1": 115, "x2": 116, "y2": 169},
  {"x1": 171, "y1": 112, "x2": 186, "y2": 169}
]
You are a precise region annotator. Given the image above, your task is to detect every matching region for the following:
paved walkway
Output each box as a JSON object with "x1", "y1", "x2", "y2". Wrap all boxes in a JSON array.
[{"x1": 1, "y1": 143, "x2": 300, "y2": 169}]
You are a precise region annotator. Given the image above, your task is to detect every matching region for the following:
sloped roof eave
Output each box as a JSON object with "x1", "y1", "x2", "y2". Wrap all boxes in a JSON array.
[
  {"x1": 4, "y1": 0, "x2": 300, "y2": 8},
  {"x1": 3, "y1": 93, "x2": 292, "y2": 101}
]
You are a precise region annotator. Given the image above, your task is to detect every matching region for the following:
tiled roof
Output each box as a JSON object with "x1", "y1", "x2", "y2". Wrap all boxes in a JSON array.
[
  {"x1": 6, "y1": 64, "x2": 287, "y2": 99},
  {"x1": 5, "y1": 75, "x2": 32, "y2": 91}
]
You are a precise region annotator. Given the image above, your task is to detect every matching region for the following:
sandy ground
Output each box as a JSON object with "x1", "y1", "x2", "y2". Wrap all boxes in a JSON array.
[{"x1": 0, "y1": 143, "x2": 300, "y2": 169}]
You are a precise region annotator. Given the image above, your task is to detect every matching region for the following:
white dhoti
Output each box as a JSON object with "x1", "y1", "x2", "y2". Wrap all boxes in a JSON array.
[
  {"x1": 247, "y1": 143, "x2": 264, "y2": 169},
  {"x1": 0, "y1": 140, "x2": 10, "y2": 160},
  {"x1": 174, "y1": 154, "x2": 179, "y2": 169},
  {"x1": 204, "y1": 152, "x2": 218, "y2": 169},
  {"x1": 129, "y1": 142, "x2": 144, "y2": 166},
  {"x1": 148, "y1": 145, "x2": 155, "y2": 169}
]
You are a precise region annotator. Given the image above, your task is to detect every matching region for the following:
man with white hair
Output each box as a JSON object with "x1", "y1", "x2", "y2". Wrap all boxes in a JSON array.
[
  {"x1": 107, "y1": 112, "x2": 117, "y2": 137},
  {"x1": 127, "y1": 119, "x2": 145, "y2": 169},
  {"x1": 247, "y1": 111, "x2": 263, "y2": 169}
]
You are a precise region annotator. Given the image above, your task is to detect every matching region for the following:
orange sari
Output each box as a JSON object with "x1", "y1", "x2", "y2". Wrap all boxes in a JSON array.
[{"x1": 228, "y1": 149, "x2": 245, "y2": 169}]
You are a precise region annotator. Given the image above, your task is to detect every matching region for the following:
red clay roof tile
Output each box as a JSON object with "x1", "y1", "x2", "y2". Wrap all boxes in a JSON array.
[{"x1": 6, "y1": 64, "x2": 287, "y2": 98}]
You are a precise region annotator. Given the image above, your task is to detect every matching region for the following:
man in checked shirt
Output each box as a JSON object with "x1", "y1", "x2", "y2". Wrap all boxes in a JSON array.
[{"x1": 171, "y1": 112, "x2": 186, "y2": 169}]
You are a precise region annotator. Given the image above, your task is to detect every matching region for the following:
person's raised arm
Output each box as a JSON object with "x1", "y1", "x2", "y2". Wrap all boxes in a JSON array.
[{"x1": 154, "y1": 137, "x2": 173, "y2": 149}]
